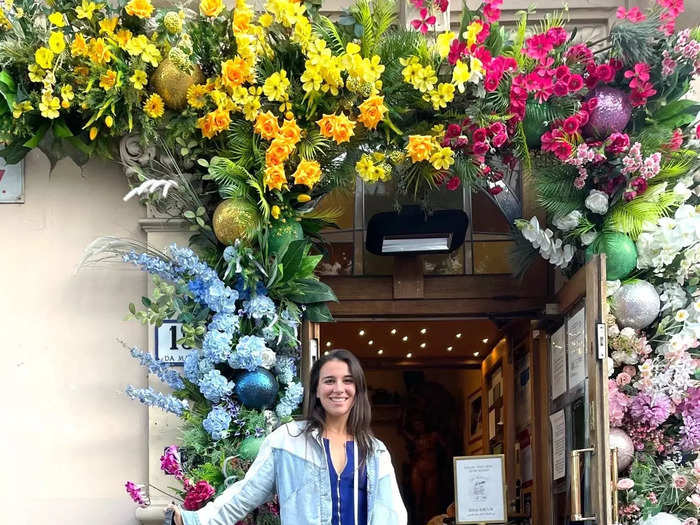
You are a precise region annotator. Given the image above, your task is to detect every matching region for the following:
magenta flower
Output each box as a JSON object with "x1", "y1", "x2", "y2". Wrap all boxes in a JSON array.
[
  {"x1": 125, "y1": 481, "x2": 150, "y2": 507},
  {"x1": 183, "y1": 480, "x2": 215, "y2": 511},
  {"x1": 160, "y1": 445, "x2": 183, "y2": 478},
  {"x1": 410, "y1": 8, "x2": 436, "y2": 35},
  {"x1": 524, "y1": 33, "x2": 554, "y2": 63},
  {"x1": 628, "y1": 391, "x2": 672, "y2": 427}
]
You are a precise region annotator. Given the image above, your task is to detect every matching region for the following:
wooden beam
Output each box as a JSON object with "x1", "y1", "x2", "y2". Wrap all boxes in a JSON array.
[
  {"x1": 393, "y1": 255, "x2": 424, "y2": 299},
  {"x1": 360, "y1": 357, "x2": 482, "y2": 369},
  {"x1": 328, "y1": 297, "x2": 546, "y2": 317}
]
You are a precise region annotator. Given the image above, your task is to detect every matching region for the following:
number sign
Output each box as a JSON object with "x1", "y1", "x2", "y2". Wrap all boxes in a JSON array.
[{"x1": 155, "y1": 321, "x2": 191, "y2": 365}]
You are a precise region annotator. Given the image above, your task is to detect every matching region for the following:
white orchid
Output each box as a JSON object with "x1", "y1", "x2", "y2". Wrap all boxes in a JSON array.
[{"x1": 123, "y1": 179, "x2": 179, "y2": 201}]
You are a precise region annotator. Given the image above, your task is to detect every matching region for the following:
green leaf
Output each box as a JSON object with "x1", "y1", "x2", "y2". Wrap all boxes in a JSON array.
[
  {"x1": 299, "y1": 254, "x2": 323, "y2": 277},
  {"x1": 52, "y1": 119, "x2": 74, "y2": 139},
  {"x1": 605, "y1": 183, "x2": 677, "y2": 239},
  {"x1": 129, "y1": 303, "x2": 136, "y2": 315},
  {"x1": 0, "y1": 70, "x2": 16, "y2": 92},
  {"x1": 287, "y1": 278, "x2": 337, "y2": 304},
  {"x1": 651, "y1": 100, "x2": 700, "y2": 126},
  {"x1": 141, "y1": 296, "x2": 152, "y2": 308},
  {"x1": 279, "y1": 240, "x2": 308, "y2": 282},
  {"x1": 23, "y1": 123, "x2": 49, "y2": 149},
  {"x1": 305, "y1": 302, "x2": 334, "y2": 322}
]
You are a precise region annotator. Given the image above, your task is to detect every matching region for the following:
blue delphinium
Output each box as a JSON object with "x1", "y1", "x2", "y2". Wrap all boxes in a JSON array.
[
  {"x1": 129, "y1": 346, "x2": 184, "y2": 390},
  {"x1": 275, "y1": 381, "x2": 304, "y2": 418},
  {"x1": 275, "y1": 356, "x2": 296, "y2": 386},
  {"x1": 203, "y1": 406, "x2": 232, "y2": 441},
  {"x1": 202, "y1": 329, "x2": 233, "y2": 364},
  {"x1": 228, "y1": 335, "x2": 270, "y2": 371},
  {"x1": 123, "y1": 251, "x2": 178, "y2": 281},
  {"x1": 199, "y1": 369, "x2": 235, "y2": 403},
  {"x1": 183, "y1": 350, "x2": 213, "y2": 384},
  {"x1": 208, "y1": 312, "x2": 240, "y2": 337},
  {"x1": 243, "y1": 294, "x2": 276, "y2": 320},
  {"x1": 125, "y1": 385, "x2": 188, "y2": 416}
]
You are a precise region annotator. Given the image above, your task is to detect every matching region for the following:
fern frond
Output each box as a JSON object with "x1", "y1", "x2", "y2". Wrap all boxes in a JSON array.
[
  {"x1": 204, "y1": 156, "x2": 251, "y2": 187},
  {"x1": 509, "y1": 225, "x2": 539, "y2": 280},
  {"x1": 247, "y1": 178, "x2": 271, "y2": 223},
  {"x1": 300, "y1": 205, "x2": 345, "y2": 223},
  {"x1": 609, "y1": 16, "x2": 663, "y2": 66},
  {"x1": 604, "y1": 183, "x2": 677, "y2": 239},
  {"x1": 218, "y1": 181, "x2": 250, "y2": 200},
  {"x1": 298, "y1": 129, "x2": 332, "y2": 160},
  {"x1": 532, "y1": 161, "x2": 586, "y2": 217},
  {"x1": 653, "y1": 150, "x2": 697, "y2": 182},
  {"x1": 373, "y1": 0, "x2": 398, "y2": 46},
  {"x1": 351, "y1": 0, "x2": 376, "y2": 57},
  {"x1": 313, "y1": 16, "x2": 347, "y2": 55}
]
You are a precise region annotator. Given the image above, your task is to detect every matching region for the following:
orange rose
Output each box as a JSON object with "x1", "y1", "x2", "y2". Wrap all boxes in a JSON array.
[
  {"x1": 293, "y1": 159, "x2": 322, "y2": 189},
  {"x1": 357, "y1": 95, "x2": 387, "y2": 130},
  {"x1": 197, "y1": 113, "x2": 216, "y2": 139},
  {"x1": 254, "y1": 111, "x2": 280, "y2": 140},
  {"x1": 316, "y1": 113, "x2": 355, "y2": 145},
  {"x1": 221, "y1": 57, "x2": 251, "y2": 90},
  {"x1": 211, "y1": 108, "x2": 231, "y2": 132},
  {"x1": 407, "y1": 135, "x2": 435, "y2": 163},
  {"x1": 279, "y1": 118, "x2": 301, "y2": 145},
  {"x1": 265, "y1": 137, "x2": 294, "y2": 166},
  {"x1": 264, "y1": 164, "x2": 287, "y2": 191}
]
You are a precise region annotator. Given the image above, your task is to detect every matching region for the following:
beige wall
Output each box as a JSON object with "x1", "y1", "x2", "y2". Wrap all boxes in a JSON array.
[{"x1": 0, "y1": 151, "x2": 148, "y2": 525}]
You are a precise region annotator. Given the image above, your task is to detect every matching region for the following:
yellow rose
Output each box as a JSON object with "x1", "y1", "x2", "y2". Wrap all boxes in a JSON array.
[
  {"x1": 293, "y1": 160, "x2": 322, "y2": 189},
  {"x1": 406, "y1": 135, "x2": 435, "y2": 163},
  {"x1": 35, "y1": 47, "x2": 54, "y2": 69},
  {"x1": 265, "y1": 137, "x2": 294, "y2": 166},
  {"x1": 264, "y1": 164, "x2": 287, "y2": 191},
  {"x1": 254, "y1": 111, "x2": 280, "y2": 141},
  {"x1": 199, "y1": 0, "x2": 223, "y2": 17}
]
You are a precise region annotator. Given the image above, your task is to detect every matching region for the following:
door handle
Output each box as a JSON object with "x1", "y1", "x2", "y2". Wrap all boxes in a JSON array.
[
  {"x1": 570, "y1": 447, "x2": 596, "y2": 521},
  {"x1": 611, "y1": 447, "x2": 620, "y2": 525}
]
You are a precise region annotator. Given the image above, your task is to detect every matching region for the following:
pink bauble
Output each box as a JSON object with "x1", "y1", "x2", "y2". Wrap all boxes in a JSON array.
[
  {"x1": 584, "y1": 86, "x2": 632, "y2": 138},
  {"x1": 610, "y1": 427, "x2": 635, "y2": 472}
]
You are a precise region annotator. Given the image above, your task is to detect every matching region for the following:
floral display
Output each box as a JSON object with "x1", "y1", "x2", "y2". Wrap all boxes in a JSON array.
[{"x1": 2, "y1": 0, "x2": 699, "y2": 522}]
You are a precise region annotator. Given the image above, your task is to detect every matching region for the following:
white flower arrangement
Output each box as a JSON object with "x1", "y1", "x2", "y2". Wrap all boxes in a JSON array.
[{"x1": 517, "y1": 216, "x2": 575, "y2": 269}]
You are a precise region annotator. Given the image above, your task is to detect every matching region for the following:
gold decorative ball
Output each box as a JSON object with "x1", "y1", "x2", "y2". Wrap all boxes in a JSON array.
[
  {"x1": 212, "y1": 199, "x2": 261, "y2": 246},
  {"x1": 151, "y1": 58, "x2": 204, "y2": 110}
]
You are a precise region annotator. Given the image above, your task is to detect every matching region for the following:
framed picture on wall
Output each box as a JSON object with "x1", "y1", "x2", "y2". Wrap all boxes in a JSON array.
[{"x1": 467, "y1": 388, "x2": 483, "y2": 443}]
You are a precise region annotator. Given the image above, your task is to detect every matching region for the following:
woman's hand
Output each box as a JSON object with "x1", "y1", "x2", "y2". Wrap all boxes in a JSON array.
[{"x1": 165, "y1": 503, "x2": 183, "y2": 525}]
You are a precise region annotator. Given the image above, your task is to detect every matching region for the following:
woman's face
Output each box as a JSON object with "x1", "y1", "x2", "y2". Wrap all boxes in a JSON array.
[{"x1": 317, "y1": 359, "x2": 356, "y2": 419}]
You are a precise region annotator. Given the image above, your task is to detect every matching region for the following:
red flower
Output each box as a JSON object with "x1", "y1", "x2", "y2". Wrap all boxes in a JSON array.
[
  {"x1": 596, "y1": 63, "x2": 615, "y2": 83},
  {"x1": 553, "y1": 82, "x2": 569, "y2": 97},
  {"x1": 624, "y1": 63, "x2": 651, "y2": 84},
  {"x1": 546, "y1": 27, "x2": 568, "y2": 47},
  {"x1": 666, "y1": 128, "x2": 683, "y2": 150},
  {"x1": 472, "y1": 141, "x2": 489, "y2": 155},
  {"x1": 695, "y1": 122, "x2": 700, "y2": 140},
  {"x1": 585, "y1": 97, "x2": 599, "y2": 111},
  {"x1": 563, "y1": 116, "x2": 580, "y2": 134},
  {"x1": 446, "y1": 176, "x2": 461, "y2": 191},
  {"x1": 411, "y1": 8, "x2": 436, "y2": 35},
  {"x1": 567, "y1": 74, "x2": 584, "y2": 92},
  {"x1": 483, "y1": 3, "x2": 501, "y2": 23},
  {"x1": 488, "y1": 122, "x2": 506, "y2": 136},
  {"x1": 435, "y1": 0, "x2": 449, "y2": 13},
  {"x1": 565, "y1": 44, "x2": 594, "y2": 67},
  {"x1": 606, "y1": 132, "x2": 630, "y2": 154},
  {"x1": 630, "y1": 176, "x2": 648, "y2": 194},
  {"x1": 555, "y1": 65, "x2": 570, "y2": 79},
  {"x1": 488, "y1": 185, "x2": 503, "y2": 195},
  {"x1": 446, "y1": 123, "x2": 462, "y2": 139},
  {"x1": 484, "y1": 73, "x2": 500, "y2": 92},
  {"x1": 553, "y1": 141, "x2": 573, "y2": 160},
  {"x1": 492, "y1": 132, "x2": 508, "y2": 147},
  {"x1": 472, "y1": 128, "x2": 488, "y2": 143},
  {"x1": 183, "y1": 481, "x2": 215, "y2": 511},
  {"x1": 448, "y1": 40, "x2": 467, "y2": 65}
]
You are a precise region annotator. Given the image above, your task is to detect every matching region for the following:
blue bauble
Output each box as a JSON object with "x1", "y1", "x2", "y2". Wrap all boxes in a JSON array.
[{"x1": 234, "y1": 368, "x2": 279, "y2": 409}]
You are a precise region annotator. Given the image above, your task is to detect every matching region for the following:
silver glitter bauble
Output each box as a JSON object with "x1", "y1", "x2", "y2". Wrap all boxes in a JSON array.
[
  {"x1": 611, "y1": 280, "x2": 660, "y2": 330},
  {"x1": 609, "y1": 427, "x2": 635, "y2": 472},
  {"x1": 639, "y1": 513, "x2": 682, "y2": 525}
]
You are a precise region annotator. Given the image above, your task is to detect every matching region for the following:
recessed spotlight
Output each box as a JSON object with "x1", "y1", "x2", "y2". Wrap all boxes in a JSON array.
[
  {"x1": 390, "y1": 328, "x2": 397, "y2": 335},
  {"x1": 482, "y1": 338, "x2": 489, "y2": 344},
  {"x1": 377, "y1": 349, "x2": 384, "y2": 355},
  {"x1": 324, "y1": 351, "x2": 329, "y2": 355},
  {"x1": 368, "y1": 340, "x2": 374, "y2": 345},
  {"x1": 473, "y1": 351, "x2": 480, "y2": 357},
  {"x1": 447, "y1": 346, "x2": 453, "y2": 351},
  {"x1": 420, "y1": 328, "x2": 427, "y2": 334},
  {"x1": 456, "y1": 333, "x2": 462, "y2": 338},
  {"x1": 420, "y1": 342, "x2": 426, "y2": 348},
  {"x1": 326, "y1": 341, "x2": 332, "y2": 347},
  {"x1": 402, "y1": 336, "x2": 408, "y2": 342},
  {"x1": 358, "y1": 329, "x2": 365, "y2": 336},
  {"x1": 406, "y1": 353, "x2": 413, "y2": 358}
]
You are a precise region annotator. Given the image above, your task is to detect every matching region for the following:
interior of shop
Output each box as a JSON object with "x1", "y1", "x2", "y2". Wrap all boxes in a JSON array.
[{"x1": 320, "y1": 318, "x2": 539, "y2": 525}]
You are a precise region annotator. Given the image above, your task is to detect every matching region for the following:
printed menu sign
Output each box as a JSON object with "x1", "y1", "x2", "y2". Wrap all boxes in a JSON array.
[{"x1": 454, "y1": 455, "x2": 506, "y2": 524}]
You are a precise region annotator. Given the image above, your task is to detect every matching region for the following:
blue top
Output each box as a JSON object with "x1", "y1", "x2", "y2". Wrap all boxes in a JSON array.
[{"x1": 323, "y1": 438, "x2": 368, "y2": 525}]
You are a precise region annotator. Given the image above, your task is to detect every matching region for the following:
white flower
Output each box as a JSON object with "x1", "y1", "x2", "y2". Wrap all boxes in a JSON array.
[
  {"x1": 676, "y1": 309, "x2": 690, "y2": 322},
  {"x1": 260, "y1": 349, "x2": 277, "y2": 369},
  {"x1": 620, "y1": 327, "x2": 637, "y2": 338},
  {"x1": 581, "y1": 230, "x2": 598, "y2": 245},
  {"x1": 552, "y1": 210, "x2": 582, "y2": 232},
  {"x1": 584, "y1": 190, "x2": 609, "y2": 214},
  {"x1": 673, "y1": 181, "x2": 692, "y2": 202}
]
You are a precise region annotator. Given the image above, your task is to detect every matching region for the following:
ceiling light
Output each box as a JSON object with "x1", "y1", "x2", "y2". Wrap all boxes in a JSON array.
[
  {"x1": 324, "y1": 351, "x2": 329, "y2": 356},
  {"x1": 420, "y1": 328, "x2": 427, "y2": 334},
  {"x1": 482, "y1": 338, "x2": 489, "y2": 344},
  {"x1": 456, "y1": 333, "x2": 462, "y2": 338},
  {"x1": 377, "y1": 349, "x2": 384, "y2": 355},
  {"x1": 390, "y1": 328, "x2": 397, "y2": 335},
  {"x1": 406, "y1": 353, "x2": 413, "y2": 358},
  {"x1": 368, "y1": 340, "x2": 374, "y2": 345},
  {"x1": 473, "y1": 352, "x2": 480, "y2": 357},
  {"x1": 358, "y1": 329, "x2": 365, "y2": 336},
  {"x1": 325, "y1": 341, "x2": 332, "y2": 347},
  {"x1": 420, "y1": 342, "x2": 426, "y2": 348},
  {"x1": 402, "y1": 336, "x2": 408, "y2": 342},
  {"x1": 447, "y1": 346, "x2": 453, "y2": 351}
]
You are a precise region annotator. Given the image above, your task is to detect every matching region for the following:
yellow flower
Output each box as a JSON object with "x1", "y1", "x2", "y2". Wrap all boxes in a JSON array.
[
  {"x1": 12, "y1": 100, "x2": 32, "y2": 118},
  {"x1": 221, "y1": 57, "x2": 251, "y2": 90},
  {"x1": 35, "y1": 47, "x2": 54, "y2": 69},
  {"x1": 265, "y1": 137, "x2": 294, "y2": 166},
  {"x1": 464, "y1": 20, "x2": 483, "y2": 48},
  {"x1": 199, "y1": 0, "x2": 223, "y2": 17},
  {"x1": 355, "y1": 155, "x2": 375, "y2": 178},
  {"x1": 114, "y1": 29, "x2": 133, "y2": 48},
  {"x1": 254, "y1": 111, "x2": 280, "y2": 141},
  {"x1": 99, "y1": 16, "x2": 118, "y2": 35},
  {"x1": 430, "y1": 147, "x2": 454, "y2": 170},
  {"x1": 232, "y1": 6, "x2": 252, "y2": 32},
  {"x1": 71, "y1": 34, "x2": 88, "y2": 57},
  {"x1": 297, "y1": 193, "x2": 311, "y2": 203},
  {"x1": 143, "y1": 93, "x2": 164, "y2": 118},
  {"x1": 186, "y1": 84, "x2": 208, "y2": 108},
  {"x1": 357, "y1": 95, "x2": 387, "y2": 130},
  {"x1": 124, "y1": 34, "x2": 147, "y2": 56},
  {"x1": 99, "y1": 69, "x2": 118, "y2": 90},
  {"x1": 279, "y1": 118, "x2": 301, "y2": 145},
  {"x1": 452, "y1": 60, "x2": 471, "y2": 93},
  {"x1": 125, "y1": 0, "x2": 154, "y2": 19},
  {"x1": 141, "y1": 43, "x2": 161, "y2": 67},
  {"x1": 258, "y1": 13, "x2": 273, "y2": 28},
  {"x1": 89, "y1": 126, "x2": 99, "y2": 140},
  {"x1": 60, "y1": 85, "x2": 74, "y2": 102},
  {"x1": 293, "y1": 159, "x2": 322, "y2": 189},
  {"x1": 412, "y1": 65, "x2": 437, "y2": 93},
  {"x1": 242, "y1": 94, "x2": 261, "y2": 121},
  {"x1": 263, "y1": 70, "x2": 290, "y2": 102},
  {"x1": 264, "y1": 164, "x2": 287, "y2": 191},
  {"x1": 130, "y1": 69, "x2": 147, "y2": 90},
  {"x1": 316, "y1": 113, "x2": 355, "y2": 145},
  {"x1": 76, "y1": 0, "x2": 100, "y2": 20},
  {"x1": 48, "y1": 12, "x2": 66, "y2": 27},
  {"x1": 28, "y1": 64, "x2": 45, "y2": 83},
  {"x1": 88, "y1": 37, "x2": 111, "y2": 65},
  {"x1": 104, "y1": 115, "x2": 114, "y2": 127},
  {"x1": 48, "y1": 31, "x2": 65, "y2": 54},
  {"x1": 436, "y1": 31, "x2": 455, "y2": 59},
  {"x1": 39, "y1": 90, "x2": 60, "y2": 119},
  {"x1": 407, "y1": 135, "x2": 435, "y2": 163},
  {"x1": 429, "y1": 83, "x2": 455, "y2": 110},
  {"x1": 271, "y1": 205, "x2": 281, "y2": 219}
]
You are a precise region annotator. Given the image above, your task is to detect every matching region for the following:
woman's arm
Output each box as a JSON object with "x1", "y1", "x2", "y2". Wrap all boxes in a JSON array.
[{"x1": 173, "y1": 435, "x2": 277, "y2": 525}]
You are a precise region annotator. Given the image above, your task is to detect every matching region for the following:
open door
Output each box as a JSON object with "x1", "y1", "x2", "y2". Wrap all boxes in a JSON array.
[{"x1": 546, "y1": 255, "x2": 614, "y2": 525}]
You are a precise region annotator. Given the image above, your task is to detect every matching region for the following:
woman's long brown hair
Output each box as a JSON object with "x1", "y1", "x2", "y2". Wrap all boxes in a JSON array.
[{"x1": 304, "y1": 349, "x2": 374, "y2": 463}]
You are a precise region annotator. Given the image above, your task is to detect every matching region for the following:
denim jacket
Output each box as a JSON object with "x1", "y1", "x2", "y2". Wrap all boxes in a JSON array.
[{"x1": 179, "y1": 421, "x2": 407, "y2": 525}]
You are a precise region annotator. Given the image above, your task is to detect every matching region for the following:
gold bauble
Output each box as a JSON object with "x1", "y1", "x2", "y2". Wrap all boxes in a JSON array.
[
  {"x1": 212, "y1": 198, "x2": 261, "y2": 246},
  {"x1": 151, "y1": 58, "x2": 204, "y2": 110}
]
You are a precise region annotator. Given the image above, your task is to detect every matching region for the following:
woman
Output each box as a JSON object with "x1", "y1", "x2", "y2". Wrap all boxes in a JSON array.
[{"x1": 167, "y1": 349, "x2": 407, "y2": 525}]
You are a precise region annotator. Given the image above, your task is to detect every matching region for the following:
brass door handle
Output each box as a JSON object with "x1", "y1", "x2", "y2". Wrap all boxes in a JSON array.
[
  {"x1": 611, "y1": 447, "x2": 620, "y2": 525},
  {"x1": 570, "y1": 448, "x2": 596, "y2": 521}
]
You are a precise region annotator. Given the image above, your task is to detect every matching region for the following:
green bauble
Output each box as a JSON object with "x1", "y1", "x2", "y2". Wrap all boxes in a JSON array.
[
  {"x1": 585, "y1": 231, "x2": 637, "y2": 281},
  {"x1": 238, "y1": 436, "x2": 265, "y2": 461},
  {"x1": 267, "y1": 220, "x2": 304, "y2": 254},
  {"x1": 522, "y1": 100, "x2": 550, "y2": 148},
  {"x1": 212, "y1": 198, "x2": 260, "y2": 245}
]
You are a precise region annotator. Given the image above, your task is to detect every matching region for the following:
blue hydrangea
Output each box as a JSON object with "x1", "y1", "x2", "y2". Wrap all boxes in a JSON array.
[
  {"x1": 275, "y1": 356, "x2": 297, "y2": 385},
  {"x1": 228, "y1": 335, "x2": 269, "y2": 371},
  {"x1": 199, "y1": 369, "x2": 235, "y2": 403},
  {"x1": 203, "y1": 406, "x2": 232, "y2": 441},
  {"x1": 275, "y1": 381, "x2": 304, "y2": 419},
  {"x1": 243, "y1": 294, "x2": 276, "y2": 320},
  {"x1": 261, "y1": 324, "x2": 278, "y2": 344},
  {"x1": 123, "y1": 251, "x2": 178, "y2": 281},
  {"x1": 208, "y1": 313, "x2": 240, "y2": 337},
  {"x1": 223, "y1": 245, "x2": 239, "y2": 263},
  {"x1": 129, "y1": 346, "x2": 184, "y2": 390},
  {"x1": 202, "y1": 280, "x2": 239, "y2": 314},
  {"x1": 202, "y1": 329, "x2": 233, "y2": 364},
  {"x1": 125, "y1": 385, "x2": 188, "y2": 416},
  {"x1": 183, "y1": 350, "x2": 213, "y2": 384}
]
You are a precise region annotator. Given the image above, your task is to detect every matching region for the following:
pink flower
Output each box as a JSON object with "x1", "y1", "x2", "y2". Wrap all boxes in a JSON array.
[
  {"x1": 411, "y1": 8, "x2": 436, "y2": 35},
  {"x1": 617, "y1": 478, "x2": 635, "y2": 490},
  {"x1": 616, "y1": 6, "x2": 628, "y2": 19},
  {"x1": 696, "y1": 123, "x2": 700, "y2": 140},
  {"x1": 524, "y1": 33, "x2": 554, "y2": 63},
  {"x1": 648, "y1": 492, "x2": 658, "y2": 504},
  {"x1": 446, "y1": 176, "x2": 461, "y2": 191},
  {"x1": 483, "y1": 0, "x2": 502, "y2": 23},
  {"x1": 472, "y1": 141, "x2": 489, "y2": 155},
  {"x1": 683, "y1": 518, "x2": 699, "y2": 525},
  {"x1": 606, "y1": 133, "x2": 630, "y2": 154},
  {"x1": 673, "y1": 473, "x2": 689, "y2": 489},
  {"x1": 596, "y1": 63, "x2": 616, "y2": 83},
  {"x1": 448, "y1": 39, "x2": 467, "y2": 65},
  {"x1": 183, "y1": 480, "x2": 215, "y2": 511},
  {"x1": 567, "y1": 75, "x2": 584, "y2": 92},
  {"x1": 125, "y1": 481, "x2": 150, "y2": 507},
  {"x1": 563, "y1": 116, "x2": 580, "y2": 134},
  {"x1": 473, "y1": 128, "x2": 488, "y2": 143},
  {"x1": 492, "y1": 132, "x2": 508, "y2": 147},
  {"x1": 160, "y1": 445, "x2": 183, "y2": 478},
  {"x1": 689, "y1": 494, "x2": 700, "y2": 508},
  {"x1": 435, "y1": 0, "x2": 449, "y2": 13},
  {"x1": 553, "y1": 82, "x2": 569, "y2": 97},
  {"x1": 446, "y1": 123, "x2": 462, "y2": 139},
  {"x1": 616, "y1": 372, "x2": 631, "y2": 386},
  {"x1": 667, "y1": 128, "x2": 683, "y2": 150},
  {"x1": 565, "y1": 44, "x2": 594, "y2": 66},
  {"x1": 553, "y1": 141, "x2": 573, "y2": 160},
  {"x1": 546, "y1": 27, "x2": 568, "y2": 47},
  {"x1": 617, "y1": 6, "x2": 646, "y2": 23}
]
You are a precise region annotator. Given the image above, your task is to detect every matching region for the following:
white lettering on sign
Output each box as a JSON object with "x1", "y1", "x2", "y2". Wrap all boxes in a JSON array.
[{"x1": 155, "y1": 321, "x2": 192, "y2": 365}]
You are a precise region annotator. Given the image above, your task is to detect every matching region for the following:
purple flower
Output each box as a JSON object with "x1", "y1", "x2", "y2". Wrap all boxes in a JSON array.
[
  {"x1": 160, "y1": 445, "x2": 183, "y2": 478},
  {"x1": 628, "y1": 391, "x2": 672, "y2": 427},
  {"x1": 679, "y1": 387, "x2": 700, "y2": 419},
  {"x1": 680, "y1": 415, "x2": 700, "y2": 452},
  {"x1": 125, "y1": 481, "x2": 150, "y2": 506}
]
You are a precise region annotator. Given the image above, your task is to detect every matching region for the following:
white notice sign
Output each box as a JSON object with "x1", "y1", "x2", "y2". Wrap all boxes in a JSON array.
[
  {"x1": 550, "y1": 410, "x2": 566, "y2": 480},
  {"x1": 155, "y1": 321, "x2": 191, "y2": 364},
  {"x1": 567, "y1": 307, "x2": 586, "y2": 389},
  {"x1": 0, "y1": 158, "x2": 24, "y2": 203},
  {"x1": 550, "y1": 325, "x2": 567, "y2": 400},
  {"x1": 454, "y1": 455, "x2": 506, "y2": 524}
]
